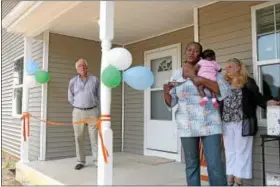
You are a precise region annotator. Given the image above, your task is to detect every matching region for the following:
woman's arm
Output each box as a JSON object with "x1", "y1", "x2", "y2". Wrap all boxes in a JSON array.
[
  {"x1": 247, "y1": 78, "x2": 280, "y2": 108},
  {"x1": 163, "y1": 84, "x2": 173, "y2": 106},
  {"x1": 183, "y1": 63, "x2": 219, "y2": 93},
  {"x1": 247, "y1": 78, "x2": 266, "y2": 108},
  {"x1": 192, "y1": 73, "x2": 231, "y2": 101},
  {"x1": 192, "y1": 76, "x2": 219, "y2": 94},
  {"x1": 183, "y1": 63, "x2": 230, "y2": 97},
  {"x1": 163, "y1": 71, "x2": 180, "y2": 108}
]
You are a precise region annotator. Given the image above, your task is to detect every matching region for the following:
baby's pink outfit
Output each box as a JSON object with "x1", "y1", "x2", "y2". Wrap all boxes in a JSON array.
[
  {"x1": 197, "y1": 59, "x2": 221, "y2": 108},
  {"x1": 197, "y1": 59, "x2": 221, "y2": 81}
]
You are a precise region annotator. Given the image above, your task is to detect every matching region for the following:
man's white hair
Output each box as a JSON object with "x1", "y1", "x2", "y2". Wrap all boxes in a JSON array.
[{"x1": 75, "y1": 58, "x2": 88, "y2": 69}]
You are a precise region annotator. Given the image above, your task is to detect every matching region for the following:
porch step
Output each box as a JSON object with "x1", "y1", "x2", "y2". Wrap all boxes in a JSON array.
[{"x1": 15, "y1": 161, "x2": 63, "y2": 185}]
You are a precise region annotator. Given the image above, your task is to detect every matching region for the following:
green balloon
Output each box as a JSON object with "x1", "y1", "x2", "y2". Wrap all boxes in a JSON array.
[
  {"x1": 102, "y1": 65, "x2": 121, "y2": 88},
  {"x1": 35, "y1": 70, "x2": 50, "y2": 84}
]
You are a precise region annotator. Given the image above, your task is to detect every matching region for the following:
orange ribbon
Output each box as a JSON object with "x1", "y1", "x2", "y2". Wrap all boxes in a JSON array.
[
  {"x1": 96, "y1": 115, "x2": 111, "y2": 164},
  {"x1": 21, "y1": 112, "x2": 110, "y2": 164},
  {"x1": 21, "y1": 112, "x2": 31, "y2": 142}
]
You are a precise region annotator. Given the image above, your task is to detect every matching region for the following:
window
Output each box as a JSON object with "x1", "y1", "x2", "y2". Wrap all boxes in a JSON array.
[
  {"x1": 253, "y1": 2, "x2": 280, "y2": 122},
  {"x1": 13, "y1": 57, "x2": 24, "y2": 117}
]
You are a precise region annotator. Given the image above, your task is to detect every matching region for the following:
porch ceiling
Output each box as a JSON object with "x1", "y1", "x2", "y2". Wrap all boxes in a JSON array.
[{"x1": 2, "y1": 1, "x2": 209, "y2": 45}]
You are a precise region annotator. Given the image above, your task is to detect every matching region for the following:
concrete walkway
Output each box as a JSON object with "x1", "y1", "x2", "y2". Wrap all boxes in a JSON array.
[{"x1": 18, "y1": 152, "x2": 193, "y2": 185}]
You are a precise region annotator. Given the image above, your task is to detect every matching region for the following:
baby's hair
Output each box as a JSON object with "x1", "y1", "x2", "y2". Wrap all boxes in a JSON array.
[{"x1": 202, "y1": 49, "x2": 216, "y2": 61}]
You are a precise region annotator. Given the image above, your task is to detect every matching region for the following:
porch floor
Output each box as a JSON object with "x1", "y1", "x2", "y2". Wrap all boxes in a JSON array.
[{"x1": 19, "y1": 152, "x2": 195, "y2": 185}]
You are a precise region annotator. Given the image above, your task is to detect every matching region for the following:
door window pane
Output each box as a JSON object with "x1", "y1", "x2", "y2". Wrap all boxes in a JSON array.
[
  {"x1": 151, "y1": 90, "x2": 172, "y2": 120},
  {"x1": 151, "y1": 56, "x2": 172, "y2": 89}
]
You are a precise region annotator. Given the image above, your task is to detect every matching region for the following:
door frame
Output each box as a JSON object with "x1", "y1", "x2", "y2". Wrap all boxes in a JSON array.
[{"x1": 143, "y1": 43, "x2": 181, "y2": 162}]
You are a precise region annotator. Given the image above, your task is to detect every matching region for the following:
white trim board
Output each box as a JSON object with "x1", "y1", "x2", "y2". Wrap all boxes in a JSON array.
[
  {"x1": 12, "y1": 55, "x2": 24, "y2": 118},
  {"x1": 21, "y1": 36, "x2": 33, "y2": 163},
  {"x1": 193, "y1": 7, "x2": 199, "y2": 42},
  {"x1": 193, "y1": 1, "x2": 219, "y2": 43},
  {"x1": 195, "y1": 1, "x2": 218, "y2": 9},
  {"x1": 143, "y1": 43, "x2": 182, "y2": 162},
  {"x1": 39, "y1": 31, "x2": 49, "y2": 161}
]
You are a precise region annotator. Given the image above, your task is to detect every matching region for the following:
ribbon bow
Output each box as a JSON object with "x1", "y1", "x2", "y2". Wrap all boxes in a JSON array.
[
  {"x1": 20, "y1": 112, "x2": 110, "y2": 164},
  {"x1": 95, "y1": 115, "x2": 110, "y2": 163}
]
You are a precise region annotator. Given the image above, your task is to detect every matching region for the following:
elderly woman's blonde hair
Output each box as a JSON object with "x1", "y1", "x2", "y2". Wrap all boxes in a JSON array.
[
  {"x1": 224, "y1": 58, "x2": 251, "y2": 88},
  {"x1": 75, "y1": 58, "x2": 88, "y2": 69}
]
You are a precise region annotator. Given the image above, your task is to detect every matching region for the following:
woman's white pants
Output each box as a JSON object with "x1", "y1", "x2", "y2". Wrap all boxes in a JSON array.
[{"x1": 223, "y1": 121, "x2": 253, "y2": 179}]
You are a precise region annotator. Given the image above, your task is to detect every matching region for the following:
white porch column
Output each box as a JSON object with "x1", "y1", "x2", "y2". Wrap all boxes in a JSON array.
[
  {"x1": 98, "y1": 1, "x2": 114, "y2": 185},
  {"x1": 21, "y1": 36, "x2": 33, "y2": 163},
  {"x1": 39, "y1": 31, "x2": 49, "y2": 161}
]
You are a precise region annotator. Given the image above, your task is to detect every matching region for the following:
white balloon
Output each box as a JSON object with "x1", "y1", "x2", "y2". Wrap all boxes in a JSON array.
[
  {"x1": 25, "y1": 75, "x2": 37, "y2": 88},
  {"x1": 107, "y1": 47, "x2": 132, "y2": 70}
]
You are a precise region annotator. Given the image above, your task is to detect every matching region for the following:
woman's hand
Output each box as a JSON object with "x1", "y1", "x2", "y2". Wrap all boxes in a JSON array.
[
  {"x1": 267, "y1": 100, "x2": 280, "y2": 105},
  {"x1": 163, "y1": 83, "x2": 174, "y2": 94},
  {"x1": 183, "y1": 63, "x2": 196, "y2": 79},
  {"x1": 163, "y1": 83, "x2": 175, "y2": 106}
]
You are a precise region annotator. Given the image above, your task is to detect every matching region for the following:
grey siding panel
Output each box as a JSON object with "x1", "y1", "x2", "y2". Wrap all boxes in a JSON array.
[
  {"x1": 124, "y1": 27, "x2": 194, "y2": 155},
  {"x1": 46, "y1": 33, "x2": 121, "y2": 160},
  {"x1": 1, "y1": 1, "x2": 23, "y2": 158},
  {"x1": 1, "y1": 1, "x2": 19, "y2": 18},
  {"x1": 198, "y1": 1, "x2": 279, "y2": 185},
  {"x1": 2, "y1": 1, "x2": 42, "y2": 160}
]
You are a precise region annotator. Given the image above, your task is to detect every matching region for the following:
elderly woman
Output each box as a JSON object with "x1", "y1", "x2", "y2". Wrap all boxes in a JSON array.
[
  {"x1": 163, "y1": 42, "x2": 230, "y2": 186},
  {"x1": 220, "y1": 58, "x2": 280, "y2": 186}
]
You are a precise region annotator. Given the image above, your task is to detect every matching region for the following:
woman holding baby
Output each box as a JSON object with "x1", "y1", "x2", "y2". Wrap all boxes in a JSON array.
[{"x1": 163, "y1": 42, "x2": 230, "y2": 186}]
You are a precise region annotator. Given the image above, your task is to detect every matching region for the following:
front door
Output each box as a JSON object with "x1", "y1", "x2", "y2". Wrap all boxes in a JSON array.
[{"x1": 144, "y1": 44, "x2": 181, "y2": 160}]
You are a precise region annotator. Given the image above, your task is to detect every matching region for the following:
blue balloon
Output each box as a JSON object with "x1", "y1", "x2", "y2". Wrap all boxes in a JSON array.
[
  {"x1": 26, "y1": 60, "x2": 39, "y2": 74},
  {"x1": 123, "y1": 66, "x2": 154, "y2": 90}
]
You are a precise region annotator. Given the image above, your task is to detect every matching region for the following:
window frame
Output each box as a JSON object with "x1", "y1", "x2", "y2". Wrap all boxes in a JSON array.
[
  {"x1": 12, "y1": 55, "x2": 24, "y2": 118},
  {"x1": 251, "y1": 1, "x2": 280, "y2": 126}
]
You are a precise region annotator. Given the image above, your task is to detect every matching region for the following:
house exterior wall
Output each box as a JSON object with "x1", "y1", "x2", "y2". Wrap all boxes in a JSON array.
[
  {"x1": 2, "y1": 1, "x2": 43, "y2": 161},
  {"x1": 198, "y1": 1, "x2": 279, "y2": 185},
  {"x1": 46, "y1": 33, "x2": 122, "y2": 160},
  {"x1": 123, "y1": 27, "x2": 194, "y2": 154}
]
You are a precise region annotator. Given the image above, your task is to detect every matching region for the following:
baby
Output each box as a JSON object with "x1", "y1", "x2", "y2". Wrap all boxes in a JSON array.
[{"x1": 196, "y1": 49, "x2": 221, "y2": 108}]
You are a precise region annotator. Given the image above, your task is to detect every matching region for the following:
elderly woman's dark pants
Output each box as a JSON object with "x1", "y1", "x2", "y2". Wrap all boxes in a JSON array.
[{"x1": 181, "y1": 134, "x2": 227, "y2": 186}]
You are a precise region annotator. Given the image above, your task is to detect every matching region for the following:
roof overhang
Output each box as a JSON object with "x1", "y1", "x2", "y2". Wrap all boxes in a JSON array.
[
  {"x1": 2, "y1": 1, "x2": 216, "y2": 45},
  {"x1": 2, "y1": 1, "x2": 82, "y2": 37}
]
